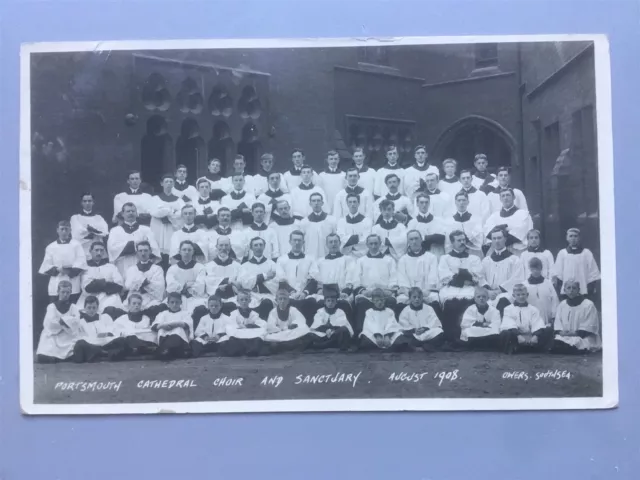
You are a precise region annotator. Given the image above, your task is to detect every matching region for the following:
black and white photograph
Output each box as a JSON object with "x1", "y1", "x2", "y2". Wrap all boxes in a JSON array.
[{"x1": 19, "y1": 35, "x2": 617, "y2": 414}]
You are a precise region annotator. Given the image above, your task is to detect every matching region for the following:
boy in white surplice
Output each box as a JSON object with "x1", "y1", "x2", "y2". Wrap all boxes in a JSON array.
[
  {"x1": 552, "y1": 280, "x2": 601, "y2": 354},
  {"x1": 398, "y1": 288, "x2": 445, "y2": 351},
  {"x1": 191, "y1": 295, "x2": 234, "y2": 357},
  {"x1": 149, "y1": 174, "x2": 185, "y2": 267},
  {"x1": 77, "y1": 241, "x2": 124, "y2": 312},
  {"x1": 359, "y1": 289, "x2": 412, "y2": 351},
  {"x1": 265, "y1": 289, "x2": 314, "y2": 353},
  {"x1": 460, "y1": 287, "x2": 502, "y2": 351},
  {"x1": 310, "y1": 284, "x2": 353, "y2": 351},
  {"x1": 70, "y1": 192, "x2": 108, "y2": 259},
  {"x1": 500, "y1": 284, "x2": 551, "y2": 354},
  {"x1": 165, "y1": 240, "x2": 207, "y2": 314},
  {"x1": 152, "y1": 292, "x2": 193, "y2": 360}
]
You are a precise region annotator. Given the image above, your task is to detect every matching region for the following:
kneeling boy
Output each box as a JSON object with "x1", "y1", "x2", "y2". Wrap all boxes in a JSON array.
[
  {"x1": 359, "y1": 288, "x2": 412, "y2": 351},
  {"x1": 397, "y1": 287, "x2": 444, "y2": 351},
  {"x1": 310, "y1": 284, "x2": 353, "y2": 351}
]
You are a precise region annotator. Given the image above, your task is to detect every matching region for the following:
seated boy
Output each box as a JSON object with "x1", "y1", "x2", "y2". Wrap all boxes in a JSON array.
[
  {"x1": 524, "y1": 257, "x2": 559, "y2": 326},
  {"x1": 191, "y1": 295, "x2": 234, "y2": 357},
  {"x1": 223, "y1": 289, "x2": 269, "y2": 357},
  {"x1": 359, "y1": 288, "x2": 412, "y2": 351},
  {"x1": 397, "y1": 287, "x2": 445, "y2": 351},
  {"x1": 74, "y1": 295, "x2": 126, "y2": 362},
  {"x1": 112, "y1": 293, "x2": 157, "y2": 357},
  {"x1": 310, "y1": 284, "x2": 354, "y2": 351},
  {"x1": 152, "y1": 292, "x2": 194, "y2": 360},
  {"x1": 500, "y1": 284, "x2": 550, "y2": 354},
  {"x1": 265, "y1": 289, "x2": 314, "y2": 353},
  {"x1": 460, "y1": 287, "x2": 502, "y2": 350},
  {"x1": 552, "y1": 280, "x2": 601, "y2": 353}
]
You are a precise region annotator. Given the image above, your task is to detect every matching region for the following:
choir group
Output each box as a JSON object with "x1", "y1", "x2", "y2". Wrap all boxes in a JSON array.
[{"x1": 35, "y1": 145, "x2": 603, "y2": 363}]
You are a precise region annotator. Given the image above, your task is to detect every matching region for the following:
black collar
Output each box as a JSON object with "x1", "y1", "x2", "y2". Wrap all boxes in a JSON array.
[
  {"x1": 230, "y1": 190, "x2": 246, "y2": 200},
  {"x1": 490, "y1": 249, "x2": 513, "y2": 262},
  {"x1": 476, "y1": 304, "x2": 489, "y2": 315},
  {"x1": 500, "y1": 206, "x2": 518, "y2": 218},
  {"x1": 528, "y1": 275, "x2": 544, "y2": 285},
  {"x1": 416, "y1": 213, "x2": 434, "y2": 224},
  {"x1": 158, "y1": 193, "x2": 179, "y2": 202},
  {"x1": 249, "y1": 256, "x2": 268, "y2": 265},
  {"x1": 55, "y1": 300, "x2": 71, "y2": 314},
  {"x1": 122, "y1": 222, "x2": 139, "y2": 234},
  {"x1": 372, "y1": 305, "x2": 387, "y2": 311},
  {"x1": 366, "y1": 252, "x2": 385, "y2": 259},
  {"x1": 238, "y1": 308, "x2": 252, "y2": 319},
  {"x1": 376, "y1": 218, "x2": 398, "y2": 230},
  {"x1": 198, "y1": 196, "x2": 213, "y2": 205},
  {"x1": 324, "y1": 168, "x2": 342, "y2": 174},
  {"x1": 137, "y1": 261, "x2": 153, "y2": 272},
  {"x1": 383, "y1": 163, "x2": 401, "y2": 170},
  {"x1": 346, "y1": 213, "x2": 365, "y2": 224},
  {"x1": 426, "y1": 188, "x2": 441, "y2": 195},
  {"x1": 462, "y1": 186, "x2": 477, "y2": 194},
  {"x1": 566, "y1": 296, "x2": 585, "y2": 307},
  {"x1": 298, "y1": 182, "x2": 314, "y2": 191},
  {"x1": 215, "y1": 226, "x2": 232, "y2": 235},
  {"x1": 407, "y1": 248, "x2": 425, "y2": 258},
  {"x1": 353, "y1": 163, "x2": 369, "y2": 173},
  {"x1": 325, "y1": 252, "x2": 343, "y2": 260},
  {"x1": 411, "y1": 162, "x2": 433, "y2": 172},
  {"x1": 345, "y1": 185, "x2": 364, "y2": 195},
  {"x1": 289, "y1": 167, "x2": 302, "y2": 176},
  {"x1": 473, "y1": 171, "x2": 494, "y2": 180},
  {"x1": 127, "y1": 188, "x2": 141, "y2": 195},
  {"x1": 177, "y1": 259, "x2": 196, "y2": 269},
  {"x1": 454, "y1": 211, "x2": 471, "y2": 222},
  {"x1": 56, "y1": 238, "x2": 71, "y2": 245},
  {"x1": 449, "y1": 249, "x2": 469, "y2": 259},
  {"x1": 527, "y1": 245, "x2": 543, "y2": 253},
  {"x1": 263, "y1": 189, "x2": 283, "y2": 198},
  {"x1": 128, "y1": 312, "x2": 144, "y2": 323},
  {"x1": 81, "y1": 312, "x2": 100, "y2": 323},
  {"x1": 386, "y1": 192, "x2": 401, "y2": 201},
  {"x1": 442, "y1": 176, "x2": 459, "y2": 183},
  {"x1": 273, "y1": 215, "x2": 295, "y2": 226},
  {"x1": 213, "y1": 256, "x2": 233, "y2": 267},
  {"x1": 513, "y1": 301, "x2": 529, "y2": 307},
  {"x1": 288, "y1": 251, "x2": 305, "y2": 260},
  {"x1": 87, "y1": 258, "x2": 109, "y2": 267},
  {"x1": 409, "y1": 303, "x2": 423, "y2": 311},
  {"x1": 205, "y1": 173, "x2": 222, "y2": 182},
  {"x1": 209, "y1": 311, "x2": 223, "y2": 320},
  {"x1": 79, "y1": 210, "x2": 95, "y2": 217},
  {"x1": 308, "y1": 212, "x2": 327, "y2": 223},
  {"x1": 250, "y1": 222, "x2": 267, "y2": 231},
  {"x1": 174, "y1": 181, "x2": 190, "y2": 191},
  {"x1": 567, "y1": 246, "x2": 584, "y2": 255},
  {"x1": 182, "y1": 224, "x2": 198, "y2": 233}
]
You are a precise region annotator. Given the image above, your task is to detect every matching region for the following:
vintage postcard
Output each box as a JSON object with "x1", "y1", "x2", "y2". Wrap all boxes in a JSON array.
[{"x1": 19, "y1": 35, "x2": 617, "y2": 414}]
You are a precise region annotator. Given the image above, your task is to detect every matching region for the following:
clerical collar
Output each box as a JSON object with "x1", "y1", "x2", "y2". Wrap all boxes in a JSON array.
[
  {"x1": 367, "y1": 252, "x2": 385, "y2": 259},
  {"x1": 496, "y1": 185, "x2": 512, "y2": 192},
  {"x1": 216, "y1": 226, "x2": 232, "y2": 235},
  {"x1": 174, "y1": 180, "x2": 189, "y2": 191},
  {"x1": 308, "y1": 211, "x2": 327, "y2": 222},
  {"x1": 527, "y1": 245, "x2": 543, "y2": 253},
  {"x1": 566, "y1": 295, "x2": 585, "y2": 307},
  {"x1": 137, "y1": 261, "x2": 153, "y2": 272},
  {"x1": 566, "y1": 246, "x2": 584, "y2": 254},
  {"x1": 412, "y1": 162, "x2": 432, "y2": 172},
  {"x1": 409, "y1": 303, "x2": 423, "y2": 311},
  {"x1": 249, "y1": 256, "x2": 267, "y2": 265},
  {"x1": 353, "y1": 163, "x2": 368, "y2": 172},
  {"x1": 500, "y1": 205, "x2": 518, "y2": 218},
  {"x1": 449, "y1": 249, "x2": 469, "y2": 259},
  {"x1": 346, "y1": 213, "x2": 365, "y2": 224},
  {"x1": 289, "y1": 166, "x2": 302, "y2": 175},
  {"x1": 205, "y1": 173, "x2": 221, "y2": 182},
  {"x1": 250, "y1": 222, "x2": 267, "y2": 231},
  {"x1": 513, "y1": 301, "x2": 529, "y2": 307},
  {"x1": 407, "y1": 248, "x2": 425, "y2": 257},
  {"x1": 298, "y1": 182, "x2": 314, "y2": 190},
  {"x1": 158, "y1": 192, "x2": 179, "y2": 202},
  {"x1": 416, "y1": 213, "x2": 434, "y2": 223},
  {"x1": 442, "y1": 176, "x2": 459, "y2": 183},
  {"x1": 122, "y1": 222, "x2": 139, "y2": 234},
  {"x1": 325, "y1": 252, "x2": 343, "y2": 260},
  {"x1": 476, "y1": 304, "x2": 489, "y2": 315},
  {"x1": 80, "y1": 210, "x2": 95, "y2": 217},
  {"x1": 198, "y1": 196, "x2": 213, "y2": 204},
  {"x1": 182, "y1": 224, "x2": 198, "y2": 233},
  {"x1": 426, "y1": 189, "x2": 441, "y2": 195},
  {"x1": 56, "y1": 238, "x2": 71, "y2": 245},
  {"x1": 230, "y1": 190, "x2": 246, "y2": 200},
  {"x1": 87, "y1": 258, "x2": 108, "y2": 267},
  {"x1": 528, "y1": 275, "x2": 544, "y2": 285},
  {"x1": 384, "y1": 162, "x2": 400, "y2": 170},
  {"x1": 491, "y1": 248, "x2": 512, "y2": 262},
  {"x1": 386, "y1": 192, "x2": 401, "y2": 201},
  {"x1": 376, "y1": 218, "x2": 398, "y2": 230},
  {"x1": 55, "y1": 300, "x2": 71, "y2": 314},
  {"x1": 345, "y1": 185, "x2": 364, "y2": 194},
  {"x1": 463, "y1": 186, "x2": 477, "y2": 194},
  {"x1": 128, "y1": 312, "x2": 144, "y2": 323},
  {"x1": 288, "y1": 251, "x2": 305, "y2": 260},
  {"x1": 213, "y1": 255, "x2": 233, "y2": 267},
  {"x1": 81, "y1": 312, "x2": 100, "y2": 323},
  {"x1": 177, "y1": 259, "x2": 196, "y2": 269},
  {"x1": 238, "y1": 308, "x2": 252, "y2": 319},
  {"x1": 454, "y1": 211, "x2": 471, "y2": 222},
  {"x1": 273, "y1": 215, "x2": 295, "y2": 226},
  {"x1": 264, "y1": 188, "x2": 283, "y2": 198},
  {"x1": 324, "y1": 167, "x2": 340, "y2": 174},
  {"x1": 474, "y1": 170, "x2": 492, "y2": 180},
  {"x1": 128, "y1": 188, "x2": 140, "y2": 195}
]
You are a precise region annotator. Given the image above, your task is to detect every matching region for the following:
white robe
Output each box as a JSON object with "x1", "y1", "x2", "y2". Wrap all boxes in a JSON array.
[
  {"x1": 79, "y1": 313, "x2": 119, "y2": 347},
  {"x1": 372, "y1": 220, "x2": 408, "y2": 261},
  {"x1": 396, "y1": 251, "x2": 440, "y2": 304},
  {"x1": 112, "y1": 190, "x2": 152, "y2": 223},
  {"x1": 193, "y1": 198, "x2": 221, "y2": 229},
  {"x1": 207, "y1": 226, "x2": 247, "y2": 261},
  {"x1": 113, "y1": 313, "x2": 156, "y2": 343},
  {"x1": 457, "y1": 187, "x2": 490, "y2": 223},
  {"x1": 77, "y1": 261, "x2": 124, "y2": 312},
  {"x1": 407, "y1": 214, "x2": 447, "y2": 259},
  {"x1": 36, "y1": 303, "x2": 84, "y2": 359},
  {"x1": 360, "y1": 308, "x2": 403, "y2": 345},
  {"x1": 354, "y1": 165, "x2": 376, "y2": 194},
  {"x1": 153, "y1": 310, "x2": 193, "y2": 344},
  {"x1": 250, "y1": 173, "x2": 283, "y2": 197},
  {"x1": 484, "y1": 208, "x2": 533, "y2": 253},
  {"x1": 311, "y1": 308, "x2": 354, "y2": 337},
  {"x1": 242, "y1": 223, "x2": 279, "y2": 261},
  {"x1": 336, "y1": 214, "x2": 373, "y2": 259},
  {"x1": 265, "y1": 307, "x2": 311, "y2": 342},
  {"x1": 403, "y1": 164, "x2": 440, "y2": 200},
  {"x1": 552, "y1": 248, "x2": 601, "y2": 295},
  {"x1": 70, "y1": 212, "x2": 109, "y2": 258},
  {"x1": 398, "y1": 305, "x2": 444, "y2": 342},
  {"x1": 220, "y1": 191, "x2": 256, "y2": 232},
  {"x1": 204, "y1": 257, "x2": 241, "y2": 297},
  {"x1": 300, "y1": 214, "x2": 337, "y2": 259},
  {"x1": 487, "y1": 187, "x2": 528, "y2": 215},
  {"x1": 414, "y1": 190, "x2": 453, "y2": 220},
  {"x1": 481, "y1": 251, "x2": 525, "y2": 293},
  {"x1": 554, "y1": 298, "x2": 601, "y2": 351},
  {"x1": 39, "y1": 239, "x2": 87, "y2": 295},
  {"x1": 373, "y1": 193, "x2": 413, "y2": 221},
  {"x1": 525, "y1": 278, "x2": 560, "y2": 326},
  {"x1": 438, "y1": 252, "x2": 485, "y2": 302},
  {"x1": 237, "y1": 257, "x2": 279, "y2": 300},
  {"x1": 165, "y1": 262, "x2": 207, "y2": 313},
  {"x1": 374, "y1": 165, "x2": 405, "y2": 198},
  {"x1": 521, "y1": 249, "x2": 555, "y2": 279},
  {"x1": 149, "y1": 195, "x2": 185, "y2": 254},
  {"x1": 170, "y1": 226, "x2": 210, "y2": 262},
  {"x1": 444, "y1": 212, "x2": 484, "y2": 258},
  {"x1": 312, "y1": 253, "x2": 355, "y2": 298},
  {"x1": 354, "y1": 254, "x2": 398, "y2": 291},
  {"x1": 290, "y1": 184, "x2": 328, "y2": 218},
  {"x1": 275, "y1": 253, "x2": 318, "y2": 293},
  {"x1": 438, "y1": 177, "x2": 463, "y2": 199},
  {"x1": 501, "y1": 304, "x2": 547, "y2": 345},
  {"x1": 333, "y1": 187, "x2": 375, "y2": 220},
  {"x1": 268, "y1": 217, "x2": 301, "y2": 260},
  {"x1": 282, "y1": 169, "x2": 320, "y2": 193},
  {"x1": 256, "y1": 190, "x2": 292, "y2": 224},
  {"x1": 124, "y1": 262, "x2": 165, "y2": 309},
  {"x1": 172, "y1": 183, "x2": 199, "y2": 204},
  {"x1": 318, "y1": 170, "x2": 346, "y2": 214},
  {"x1": 226, "y1": 310, "x2": 268, "y2": 339},
  {"x1": 107, "y1": 224, "x2": 160, "y2": 277},
  {"x1": 471, "y1": 173, "x2": 498, "y2": 191},
  {"x1": 197, "y1": 175, "x2": 232, "y2": 194},
  {"x1": 194, "y1": 312, "x2": 235, "y2": 344},
  {"x1": 460, "y1": 304, "x2": 501, "y2": 341}
]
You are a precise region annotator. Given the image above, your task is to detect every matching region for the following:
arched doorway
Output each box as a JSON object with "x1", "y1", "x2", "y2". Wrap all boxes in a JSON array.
[{"x1": 431, "y1": 115, "x2": 516, "y2": 172}]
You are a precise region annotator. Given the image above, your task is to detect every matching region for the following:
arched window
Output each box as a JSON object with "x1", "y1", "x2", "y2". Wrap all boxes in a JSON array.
[
  {"x1": 141, "y1": 115, "x2": 173, "y2": 190},
  {"x1": 238, "y1": 85, "x2": 262, "y2": 120},
  {"x1": 176, "y1": 77, "x2": 204, "y2": 114},
  {"x1": 208, "y1": 85, "x2": 233, "y2": 117},
  {"x1": 175, "y1": 118, "x2": 205, "y2": 180},
  {"x1": 141, "y1": 73, "x2": 171, "y2": 111}
]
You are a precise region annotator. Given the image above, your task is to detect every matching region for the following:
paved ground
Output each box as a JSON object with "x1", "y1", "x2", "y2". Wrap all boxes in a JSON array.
[{"x1": 33, "y1": 350, "x2": 602, "y2": 404}]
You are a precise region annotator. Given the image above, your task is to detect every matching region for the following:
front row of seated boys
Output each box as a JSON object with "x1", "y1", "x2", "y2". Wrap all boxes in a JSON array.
[{"x1": 36, "y1": 269, "x2": 601, "y2": 363}]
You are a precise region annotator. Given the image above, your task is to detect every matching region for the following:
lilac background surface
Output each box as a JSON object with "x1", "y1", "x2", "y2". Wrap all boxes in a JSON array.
[{"x1": 1, "y1": 0, "x2": 638, "y2": 478}]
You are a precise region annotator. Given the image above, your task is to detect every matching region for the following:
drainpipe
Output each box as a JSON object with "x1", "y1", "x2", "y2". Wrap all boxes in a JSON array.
[{"x1": 516, "y1": 43, "x2": 526, "y2": 190}]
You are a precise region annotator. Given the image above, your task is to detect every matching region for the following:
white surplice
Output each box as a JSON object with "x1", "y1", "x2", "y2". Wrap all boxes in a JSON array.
[
  {"x1": 207, "y1": 226, "x2": 248, "y2": 262},
  {"x1": 169, "y1": 225, "x2": 210, "y2": 262},
  {"x1": 438, "y1": 251, "x2": 485, "y2": 302},
  {"x1": 481, "y1": 250, "x2": 525, "y2": 294},
  {"x1": 107, "y1": 223, "x2": 160, "y2": 277},
  {"x1": 220, "y1": 190, "x2": 257, "y2": 232},
  {"x1": 374, "y1": 164, "x2": 405, "y2": 198},
  {"x1": 282, "y1": 168, "x2": 320, "y2": 193},
  {"x1": 194, "y1": 312, "x2": 235, "y2": 344},
  {"x1": 403, "y1": 163, "x2": 440, "y2": 200},
  {"x1": 311, "y1": 253, "x2": 355, "y2": 300},
  {"x1": 333, "y1": 186, "x2": 375, "y2": 220},
  {"x1": 265, "y1": 307, "x2": 311, "y2": 342},
  {"x1": 525, "y1": 277, "x2": 560, "y2": 326},
  {"x1": 318, "y1": 169, "x2": 346, "y2": 215},
  {"x1": 165, "y1": 261, "x2": 207, "y2": 312},
  {"x1": 237, "y1": 256, "x2": 279, "y2": 300},
  {"x1": 520, "y1": 249, "x2": 555, "y2": 279},
  {"x1": 443, "y1": 212, "x2": 484, "y2": 258},
  {"x1": 275, "y1": 252, "x2": 318, "y2": 293},
  {"x1": 396, "y1": 250, "x2": 440, "y2": 304},
  {"x1": 438, "y1": 177, "x2": 463, "y2": 199},
  {"x1": 268, "y1": 217, "x2": 302, "y2": 260},
  {"x1": 311, "y1": 307, "x2": 354, "y2": 337},
  {"x1": 149, "y1": 194, "x2": 185, "y2": 254},
  {"x1": 256, "y1": 190, "x2": 292, "y2": 224},
  {"x1": 36, "y1": 302, "x2": 84, "y2": 359},
  {"x1": 484, "y1": 207, "x2": 533, "y2": 254},
  {"x1": 70, "y1": 211, "x2": 109, "y2": 258},
  {"x1": 354, "y1": 253, "x2": 398, "y2": 291},
  {"x1": 299, "y1": 213, "x2": 337, "y2": 259},
  {"x1": 124, "y1": 262, "x2": 165, "y2": 309},
  {"x1": 153, "y1": 310, "x2": 194, "y2": 343},
  {"x1": 460, "y1": 304, "x2": 502, "y2": 341},
  {"x1": 372, "y1": 219, "x2": 407, "y2": 261},
  {"x1": 337, "y1": 214, "x2": 373, "y2": 259},
  {"x1": 360, "y1": 308, "x2": 403, "y2": 345},
  {"x1": 204, "y1": 256, "x2": 241, "y2": 297},
  {"x1": 226, "y1": 309, "x2": 268, "y2": 339},
  {"x1": 398, "y1": 304, "x2": 444, "y2": 341},
  {"x1": 457, "y1": 187, "x2": 490, "y2": 223},
  {"x1": 242, "y1": 223, "x2": 279, "y2": 261},
  {"x1": 487, "y1": 186, "x2": 528, "y2": 215},
  {"x1": 290, "y1": 183, "x2": 328, "y2": 218},
  {"x1": 39, "y1": 239, "x2": 88, "y2": 295},
  {"x1": 552, "y1": 247, "x2": 601, "y2": 295},
  {"x1": 554, "y1": 297, "x2": 601, "y2": 351},
  {"x1": 77, "y1": 260, "x2": 124, "y2": 312},
  {"x1": 113, "y1": 313, "x2": 157, "y2": 343},
  {"x1": 501, "y1": 303, "x2": 547, "y2": 345},
  {"x1": 112, "y1": 189, "x2": 152, "y2": 223}
]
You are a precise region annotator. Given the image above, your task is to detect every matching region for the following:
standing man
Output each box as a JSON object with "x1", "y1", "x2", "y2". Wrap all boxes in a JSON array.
[
  {"x1": 70, "y1": 192, "x2": 109, "y2": 259},
  {"x1": 172, "y1": 164, "x2": 199, "y2": 203},
  {"x1": 256, "y1": 172, "x2": 292, "y2": 224},
  {"x1": 170, "y1": 204, "x2": 210, "y2": 263},
  {"x1": 206, "y1": 207, "x2": 247, "y2": 261},
  {"x1": 481, "y1": 227, "x2": 526, "y2": 306},
  {"x1": 77, "y1": 241, "x2": 124, "y2": 312},
  {"x1": 220, "y1": 174, "x2": 256, "y2": 232},
  {"x1": 371, "y1": 200, "x2": 408, "y2": 261},
  {"x1": 268, "y1": 200, "x2": 301, "y2": 259},
  {"x1": 149, "y1": 174, "x2": 185, "y2": 269},
  {"x1": 351, "y1": 147, "x2": 376, "y2": 194},
  {"x1": 374, "y1": 145, "x2": 405, "y2": 199},
  {"x1": 438, "y1": 159, "x2": 462, "y2": 198},
  {"x1": 484, "y1": 189, "x2": 533, "y2": 255},
  {"x1": 112, "y1": 170, "x2": 153, "y2": 226},
  {"x1": 471, "y1": 153, "x2": 499, "y2": 192},
  {"x1": 193, "y1": 178, "x2": 222, "y2": 230},
  {"x1": 243, "y1": 203, "x2": 279, "y2": 262},
  {"x1": 403, "y1": 144, "x2": 439, "y2": 201},
  {"x1": 290, "y1": 165, "x2": 328, "y2": 219},
  {"x1": 333, "y1": 167, "x2": 374, "y2": 220},
  {"x1": 336, "y1": 194, "x2": 373, "y2": 259},
  {"x1": 283, "y1": 149, "x2": 319, "y2": 192},
  {"x1": 487, "y1": 167, "x2": 528, "y2": 215},
  {"x1": 444, "y1": 192, "x2": 484, "y2": 258},
  {"x1": 458, "y1": 169, "x2": 490, "y2": 223},
  {"x1": 251, "y1": 153, "x2": 283, "y2": 196},
  {"x1": 318, "y1": 150, "x2": 346, "y2": 215},
  {"x1": 407, "y1": 193, "x2": 447, "y2": 260},
  {"x1": 299, "y1": 193, "x2": 337, "y2": 259},
  {"x1": 417, "y1": 172, "x2": 452, "y2": 219}
]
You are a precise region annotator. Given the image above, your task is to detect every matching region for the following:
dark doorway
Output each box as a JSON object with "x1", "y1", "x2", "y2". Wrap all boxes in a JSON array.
[
  {"x1": 175, "y1": 118, "x2": 205, "y2": 180},
  {"x1": 141, "y1": 115, "x2": 173, "y2": 191}
]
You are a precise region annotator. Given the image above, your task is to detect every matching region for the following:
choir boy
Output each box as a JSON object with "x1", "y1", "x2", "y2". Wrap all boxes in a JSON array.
[
  {"x1": 222, "y1": 289, "x2": 269, "y2": 356},
  {"x1": 237, "y1": 237, "x2": 278, "y2": 319},
  {"x1": 458, "y1": 169, "x2": 490, "y2": 223},
  {"x1": 283, "y1": 148, "x2": 319, "y2": 192},
  {"x1": 40, "y1": 220, "x2": 87, "y2": 303},
  {"x1": 372, "y1": 199, "x2": 408, "y2": 261},
  {"x1": 373, "y1": 174, "x2": 413, "y2": 223},
  {"x1": 524, "y1": 257, "x2": 559, "y2": 326},
  {"x1": 438, "y1": 158, "x2": 463, "y2": 198},
  {"x1": 220, "y1": 174, "x2": 256, "y2": 232},
  {"x1": 269, "y1": 200, "x2": 301, "y2": 258},
  {"x1": 417, "y1": 173, "x2": 452, "y2": 219},
  {"x1": 359, "y1": 289, "x2": 412, "y2": 351},
  {"x1": 487, "y1": 167, "x2": 528, "y2": 214},
  {"x1": 471, "y1": 153, "x2": 498, "y2": 192},
  {"x1": 299, "y1": 193, "x2": 337, "y2": 259},
  {"x1": 336, "y1": 193, "x2": 373, "y2": 258},
  {"x1": 191, "y1": 295, "x2": 234, "y2": 357},
  {"x1": 444, "y1": 192, "x2": 484, "y2": 258},
  {"x1": 333, "y1": 167, "x2": 374, "y2": 220},
  {"x1": 206, "y1": 207, "x2": 247, "y2": 261},
  {"x1": 78, "y1": 241, "x2": 123, "y2": 312},
  {"x1": 397, "y1": 230, "x2": 440, "y2": 308},
  {"x1": 251, "y1": 153, "x2": 283, "y2": 196},
  {"x1": 70, "y1": 192, "x2": 108, "y2": 258},
  {"x1": 520, "y1": 229, "x2": 555, "y2": 279},
  {"x1": 152, "y1": 292, "x2": 193, "y2": 360},
  {"x1": 165, "y1": 240, "x2": 207, "y2": 313},
  {"x1": 403, "y1": 144, "x2": 439, "y2": 200},
  {"x1": 310, "y1": 284, "x2": 353, "y2": 351},
  {"x1": 552, "y1": 280, "x2": 601, "y2": 353},
  {"x1": 75, "y1": 295, "x2": 126, "y2": 362},
  {"x1": 374, "y1": 145, "x2": 405, "y2": 198},
  {"x1": 198, "y1": 157, "x2": 231, "y2": 194},
  {"x1": 112, "y1": 293, "x2": 157, "y2": 356},
  {"x1": 122, "y1": 241, "x2": 166, "y2": 314},
  {"x1": 170, "y1": 205, "x2": 209, "y2": 263},
  {"x1": 438, "y1": 230, "x2": 485, "y2": 341},
  {"x1": 318, "y1": 150, "x2": 346, "y2": 214},
  {"x1": 149, "y1": 174, "x2": 185, "y2": 267},
  {"x1": 481, "y1": 228, "x2": 525, "y2": 304},
  {"x1": 407, "y1": 193, "x2": 447, "y2": 259},
  {"x1": 265, "y1": 289, "x2": 314, "y2": 353},
  {"x1": 398, "y1": 288, "x2": 445, "y2": 350},
  {"x1": 112, "y1": 170, "x2": 152, "y2": 225},
  {"x1": 484, "y1": 189, "x2": 533, "y2": 255},
  {"x1": 351, "y1": 147, "x2": 376, "y2": 194},
  {"x1": 193, "y1": 179, "x2": 222, "y2": 230},
  {"x1": 36, "y1": 281, "x2": 85, "y2": 363},
  {"x1": 500, "y1": 284, "x2": 549, "y2": 354},
  {"x1": 172, "y1": 164, "x2": 199, "y2": 203},
  {"x1": 291, "y1": 166, "x2": 328, "y2": 219},
  {"x1": 243, "y1": 203, "x2": 279, "y2": 261},
  {"x1": 256, "y1": 172, "x2": 292, "y2": 224},
  {"x1": 459, "y1": 287, "x2": 502, "y2": 350},
  {"x1": 107, "y1": 203, "x2": 160, "y2": 277},
  {"x1": 552, "y1": 228, "x2": 601, "y2": 298},
  {"x1": 204, "y1": 237, "x2": 241, "y2": 313}
]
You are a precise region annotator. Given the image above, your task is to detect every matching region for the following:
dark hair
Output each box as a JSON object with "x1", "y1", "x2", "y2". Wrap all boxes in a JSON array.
[
  {"x1": 136, "y1": 240, "x2": 151, "y2": 250},
  {"x1": 414, "y1": 144, "x2": 427, "y2": 153},
  {"x1": 176, "y1": 164, "x2": 187, "y2": 171},
  {"x1": 459, "y1": 169, "x2": 473, "y2": 177},
  {"x1": 385, "y1": 144, "x2": 398, "y2": 153},
  {"x1": 346, "y1": 193, "x2": 360, "y2": 203},
  {"x1": 289, "y1": 229, "x2": 305, "y2": 240},
  {"x1": 167, "y1": 292, "x2": 182, "y2": 302},
  {"x1": 528, "y1": 257, "x2": 543, "y2": 269},
  {"x1": 301, "y1": 164, "x2": 314, "y2": 173},
  {"x1": 378, "y1": 199, "x2": 395, "y2": 210},
  {"x1": 84, "y1": 295, "x2": 99, "y2": 306},
  {"x1": 161, "y1": 173, "x2": 174, "y2": 182},
  {"x1": 455, "y1": 191, "x2": 469, "y2": 200},
  {"x1": 234, "y1": 154, "x2": 245, "y2": 163},
  {"x1": 327, "y1": 150, "x2": 339, "y2": 157},
  {"x1": 90, "y1": 241, "x2": 106, "y2": 251},
  {"x1": 252, "y1": 202, "x2": 266, "y2": 212},
  {"x1": 250, "y1": 237, "x2": 265, "y2": 247},
  {"x1": 57, "y1": 220, "x2": 71, "y2": 228},
  {"x1": 80, "y1": 192, "x2": 94, "y2": 200},
  {"x1": 309, "y1": 192, "x2": 324, "y2": 202},
  {"x1": 449, "y1": 229, "x2": 466, "y2": 242},
  {"x1": 384, "y1": 173, "x2": 400, "y2": 184},
  {"x1": 292, "y1": 148, "x2": 305, "y2": 156},
  {"x1": 127, "y1": 170, "x2": 141, "y2": 178}
]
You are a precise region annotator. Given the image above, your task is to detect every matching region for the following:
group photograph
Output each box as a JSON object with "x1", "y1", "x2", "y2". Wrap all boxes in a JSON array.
[{"x1": 19, "y1": 35, "x2": 617, "y2": 414}]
